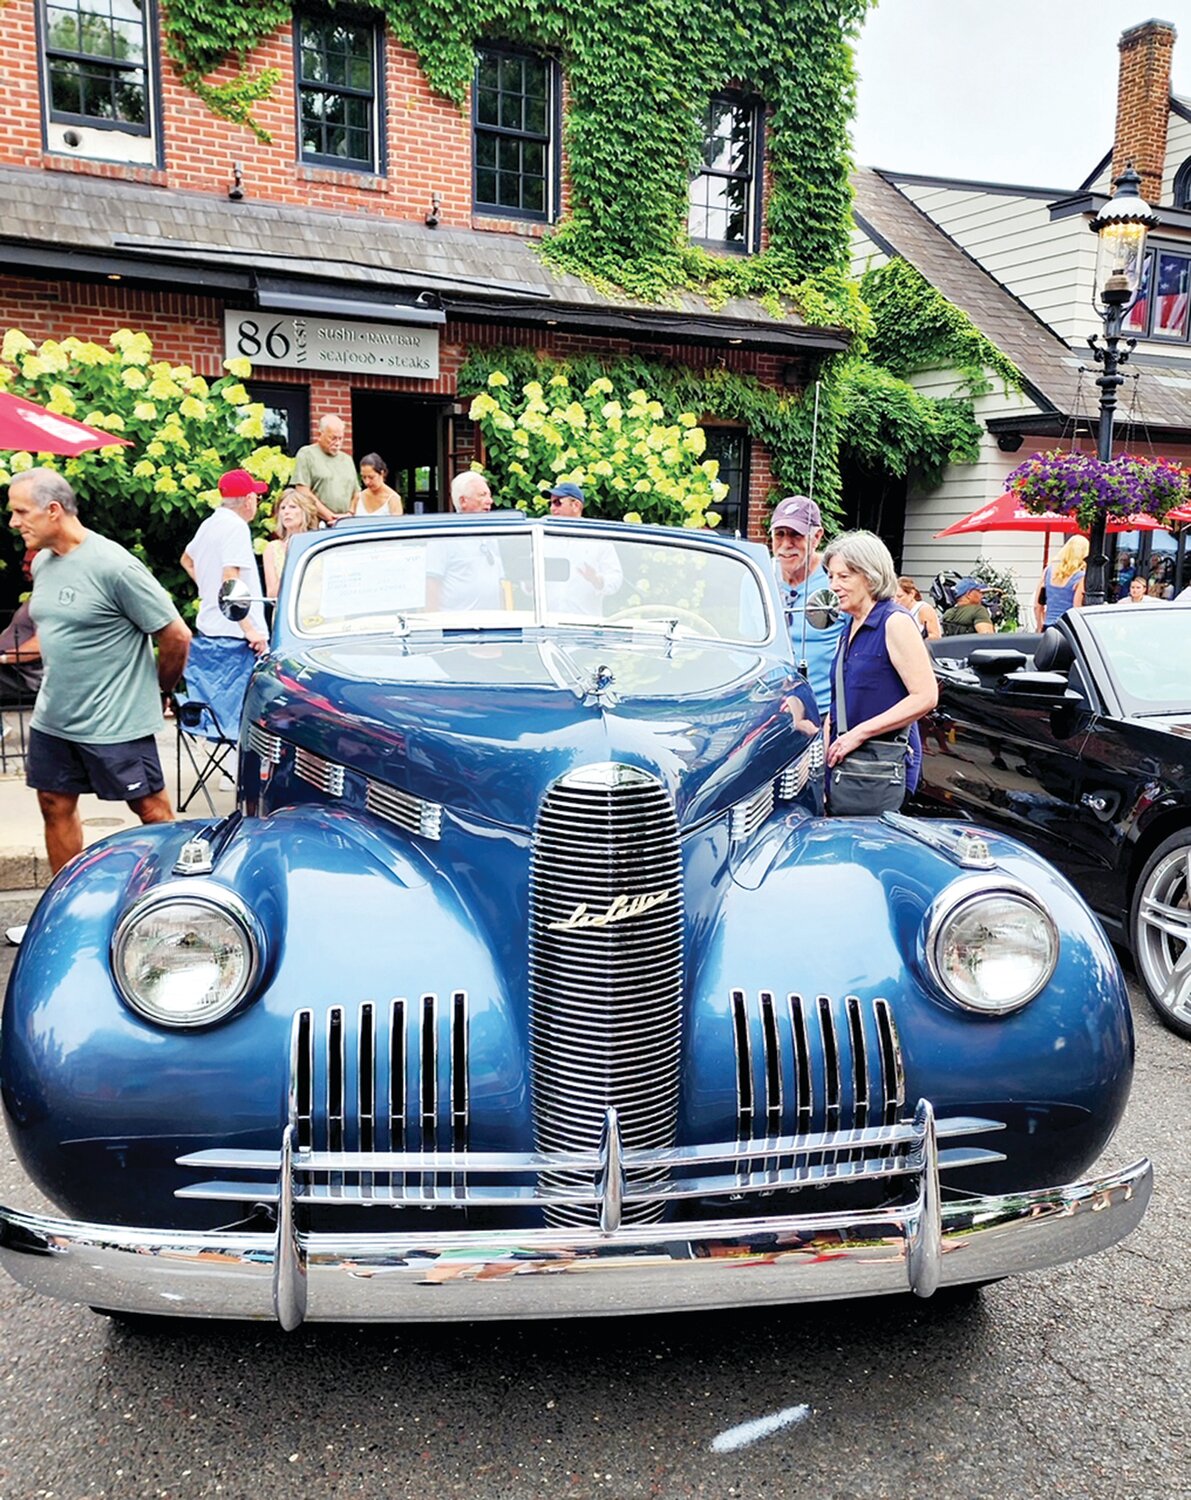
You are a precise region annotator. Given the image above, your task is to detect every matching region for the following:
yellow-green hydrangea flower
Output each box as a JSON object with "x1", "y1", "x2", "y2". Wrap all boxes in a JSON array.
[
  {"x1": 486, "y1": 371, "x2": 509, "y2": 388},
  {"x1": 2, "y1": 330, "x2": 35, "y2": 362},
  {"x1": 222, "y1": 356, "x2": 252, "y2": 380}
]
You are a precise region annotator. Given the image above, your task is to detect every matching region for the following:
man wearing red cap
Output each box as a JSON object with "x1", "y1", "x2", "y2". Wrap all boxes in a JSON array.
[
  {"x1": 5, "y1": 467, "x2": 191, "y2": 940},
  {"x1": 181, "y1": 468, "x2": 269, "y2": 654}
]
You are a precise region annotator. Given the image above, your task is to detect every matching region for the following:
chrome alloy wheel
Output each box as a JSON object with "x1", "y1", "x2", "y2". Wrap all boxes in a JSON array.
[{"x1": 1132, "y1": 830, "x2": 1191, "y2": 1040}]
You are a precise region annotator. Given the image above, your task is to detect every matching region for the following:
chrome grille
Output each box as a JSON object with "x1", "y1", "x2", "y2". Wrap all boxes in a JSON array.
[
  {"x1": 294, "y1": 746, "x2": 345, "y2": 798},
  {"x1": 246, "y1": 723, "x2": 282, "y2": 764},
  {"x1": 730, "y1": 991, "x2": 905, "y2": 1140},
  {"x1": 365, "y1": 779, "x2": 443, "y2": 839},
  {"x1": 529, "y1": 763, "x2": 684, "y2": 1226},
  {"x1": 730, "y1": 781, "x2": 775, "y2": 841},
  {"x1": 287, "y1": 997, "x2": 468, "y2": 1197}
]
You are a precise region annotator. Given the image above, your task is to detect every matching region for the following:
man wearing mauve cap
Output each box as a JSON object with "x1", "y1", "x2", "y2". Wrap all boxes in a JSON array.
[
  {"x1": 181, "y1": 468, "x2": 269, "y2": 654},
  {"x1": 769, "y1": 494, "x2": 844, "y2": 717}
]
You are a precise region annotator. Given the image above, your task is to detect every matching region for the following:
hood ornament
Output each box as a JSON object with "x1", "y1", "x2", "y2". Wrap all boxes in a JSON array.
[{"x1": 583, "y1": 662, "x2": 619, "y2": 708}]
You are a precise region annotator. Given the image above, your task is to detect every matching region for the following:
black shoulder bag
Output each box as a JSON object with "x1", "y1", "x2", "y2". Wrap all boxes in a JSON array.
[{"x1": 828, "y1": 641, "x2": 909, "y2": 817}]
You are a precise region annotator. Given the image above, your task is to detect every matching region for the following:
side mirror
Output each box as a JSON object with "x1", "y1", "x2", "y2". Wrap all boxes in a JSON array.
[
  {"x1": 804, "y1": 587, "x2": 842, "y2": 631},
  {"x1": 218, "y1": 577, "x2": 254, "y2": 621}
]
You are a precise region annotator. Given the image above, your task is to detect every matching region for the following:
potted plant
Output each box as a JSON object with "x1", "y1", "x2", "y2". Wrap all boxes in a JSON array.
[{"x1": 1005, "y1": 449, "x2": 1188, "y2": 530}]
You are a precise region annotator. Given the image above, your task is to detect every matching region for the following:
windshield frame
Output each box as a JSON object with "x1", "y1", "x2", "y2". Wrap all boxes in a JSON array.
[
  {"x1": 1077, "y1": 603, "x2": 1191, "y2": 716},
  {"x1": 283, "y1": 519, "x2": 778, "y2": 649}
]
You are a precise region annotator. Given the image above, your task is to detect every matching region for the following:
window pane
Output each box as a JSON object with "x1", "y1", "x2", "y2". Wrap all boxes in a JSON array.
[
  {"x1": 1125, "y1": 255, "x2": 1151, "y2": 334},
  {"x1": 1153, "y1": 254, "x2": 1190, "y2": 339},
  {"x1": 524, "y1": 95, "x2": 546, "y2": 135},
  {"x1": 498, "y1": 55, "x2": 523, "y2": 93},
  {"x1": 522, "y1": 175, "x2": 545, "y2": 213},
  {"x1": 476, "y1": 167, "x2": 496, "y2": 203},
  {"x1": 49, "y1": 64, "x2": 83, "y2": 114},
  {"x1": 497, "y1": 172, "x2": 520, "y2": 209},
  {"x1": 523, "y1": 141, "x2": 544, "y2": 177},
  {"x1": 499, "y1": 89, "x2": 523, "y2": 130},
  {"x1": 477, "y1": 55, "x2": 499, "y2": 91},
  {"x1": 476, "y1": 87, "x2": 499, "y2": 126},
  {"x1": 46, "y1": 8, "x2": 80, "y2": 50},
  {"x1": 475, "y1": 133, "x2": 496, "y2": 168}
]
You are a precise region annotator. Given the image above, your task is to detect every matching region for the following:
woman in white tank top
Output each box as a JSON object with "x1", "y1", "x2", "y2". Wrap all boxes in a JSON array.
[{"x1": 351, "y1": 453, "x2": 404, "y2": 517}]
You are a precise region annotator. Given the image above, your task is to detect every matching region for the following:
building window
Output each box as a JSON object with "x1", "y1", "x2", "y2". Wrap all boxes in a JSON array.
[
  {"x1": 702, "y1": 428, "x2": 749, "y2": 536},
  {"x1": 1125, "y1": 249, "x2": 1191, "y2": 342},
  {"x1": 296, "y1": 10, "x2": 381, "y2": 173},
  {"x1": 40, "y1": 0, "x2": 157, "y2": 161},
  {"x1": 473, "y1": 46, "x2": 556, "y2": 221},
  {"x1": 1173, "y1": 157, "x2": 1191, "y2": 210},
  {"x1": 688, "y1": 94, "x2": 762, "y2": 253}
]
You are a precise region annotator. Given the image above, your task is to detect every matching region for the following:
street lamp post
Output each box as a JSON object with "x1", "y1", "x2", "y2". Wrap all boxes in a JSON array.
[{"x1": 1086, "y1": 164, "x2": 1158, "y2": 606}]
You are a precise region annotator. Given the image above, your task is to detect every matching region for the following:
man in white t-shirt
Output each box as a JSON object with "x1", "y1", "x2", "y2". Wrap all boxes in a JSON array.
[{"x1": 181, "y1": 469, "x2": 269, "y2": 652}]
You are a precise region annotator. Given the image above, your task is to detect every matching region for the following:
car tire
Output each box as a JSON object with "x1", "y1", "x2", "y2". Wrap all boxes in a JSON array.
[{"x1": 1129, "y1": 828, "x2": 1191, "y2": 1040}]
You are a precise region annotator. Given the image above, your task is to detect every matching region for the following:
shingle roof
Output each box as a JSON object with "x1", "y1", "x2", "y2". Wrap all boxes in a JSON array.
[
  {"x1": 0, "y1": 164, "x2": 849, "y2": 353},
  {"x1": 851, "y1": 167, "x2": 1191, "y2": 434}
]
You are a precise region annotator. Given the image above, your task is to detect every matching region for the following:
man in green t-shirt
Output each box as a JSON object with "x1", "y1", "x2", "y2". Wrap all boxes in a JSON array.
[
  {"x1": 293, "y1": 414, "x2": 358, "y2": 525},
  {"x1": 5, "y1": 469, "x2": 192, "y2": 921},
  {"x1": 941, "y1": 578, "x2": 995, "y2": 636}
]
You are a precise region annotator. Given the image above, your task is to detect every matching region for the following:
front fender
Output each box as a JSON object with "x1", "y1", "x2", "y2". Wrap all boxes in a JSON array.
[
  {"x1": 683, "y1": 814, "x2": 1134, "y2": 1193},
  {"x1": 2, "y1": 808, "x2": 530, "y2": 1227}
]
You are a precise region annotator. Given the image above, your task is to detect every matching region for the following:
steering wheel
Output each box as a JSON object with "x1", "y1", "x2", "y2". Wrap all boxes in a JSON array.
[{"x1": 605, "y1": 603, "x2": 718, "y2": 635}]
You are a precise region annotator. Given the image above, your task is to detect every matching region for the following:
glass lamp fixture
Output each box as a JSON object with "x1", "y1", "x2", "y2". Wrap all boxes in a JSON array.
[{"x1": 1091, "y1": 164, "x2": 1158, "y2": 311}]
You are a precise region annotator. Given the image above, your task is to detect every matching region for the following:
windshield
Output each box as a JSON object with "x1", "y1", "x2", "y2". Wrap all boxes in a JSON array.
[
  {"x1": 291, "y1": 527, "x2": 772, "y2": 645},
  {"x1": 1082, "y1": 605, "x2": 1191, "y2": 713}
]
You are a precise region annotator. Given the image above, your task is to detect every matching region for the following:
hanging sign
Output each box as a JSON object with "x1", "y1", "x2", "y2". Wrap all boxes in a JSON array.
[{"x1": 223, "y1": 311, "x2": 439, "y2": 379}]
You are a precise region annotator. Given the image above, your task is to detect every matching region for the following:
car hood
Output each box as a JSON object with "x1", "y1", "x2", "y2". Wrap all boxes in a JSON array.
[{"x1": 245, "y1": 633, "x2": 816, "y2": 831}]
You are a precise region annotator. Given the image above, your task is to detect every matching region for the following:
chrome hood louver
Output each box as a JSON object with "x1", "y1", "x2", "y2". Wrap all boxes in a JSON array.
[{"x1": 528, "y1": 764, "x2": 684, "y2": 1226}]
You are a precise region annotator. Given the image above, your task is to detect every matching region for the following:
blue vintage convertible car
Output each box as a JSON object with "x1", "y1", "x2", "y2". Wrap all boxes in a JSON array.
[{"x1": 0, "y1": 515, "x2": 1151, "y2": 1326}]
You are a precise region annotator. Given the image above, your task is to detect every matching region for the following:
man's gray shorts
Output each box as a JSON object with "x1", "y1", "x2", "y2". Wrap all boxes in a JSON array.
[{"x1": 26, "y1": 727, "x2": 166, "y2": 802}]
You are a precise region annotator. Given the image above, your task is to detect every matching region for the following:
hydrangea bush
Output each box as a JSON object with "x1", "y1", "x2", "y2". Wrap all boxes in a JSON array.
[
  {"x1": 0, "y1": 327, "x2": 291, "y2": 599},
  {"x1": 1007, "y1": 449, "x2": 1188, "y2": 530},
  {"x1": 468, "y1": 371, "x2": 729, "y2": 528}
]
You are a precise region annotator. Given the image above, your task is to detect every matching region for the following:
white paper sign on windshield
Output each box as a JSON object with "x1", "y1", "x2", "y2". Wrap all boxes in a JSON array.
[{"x1": 320, "y1": 544, "x2": 427, "y2": 618}]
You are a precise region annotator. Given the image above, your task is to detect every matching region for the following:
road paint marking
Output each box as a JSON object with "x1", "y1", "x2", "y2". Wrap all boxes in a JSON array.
[{"x1": 710, "y1": 1404, "x2": 811, "y2": 1453}]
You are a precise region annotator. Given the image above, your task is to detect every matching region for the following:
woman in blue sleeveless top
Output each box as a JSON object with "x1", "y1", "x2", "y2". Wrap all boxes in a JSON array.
[
  {"x1": 823, "y1": 532, "x2": 939, "y2": 798},
  {"x1": 1034, "y1": 535, "x2": 1087, "y2": 628}
]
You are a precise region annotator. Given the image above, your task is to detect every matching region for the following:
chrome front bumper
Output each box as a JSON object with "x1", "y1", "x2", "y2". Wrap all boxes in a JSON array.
[{"x1": 0, "y1": 1155, "x2": 1152, "y2": 1327}]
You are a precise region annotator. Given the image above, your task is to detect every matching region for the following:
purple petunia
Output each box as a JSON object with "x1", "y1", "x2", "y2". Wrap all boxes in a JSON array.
[{"x1": 1006, "y1": 450, "x2": 1189, "y2": 529}]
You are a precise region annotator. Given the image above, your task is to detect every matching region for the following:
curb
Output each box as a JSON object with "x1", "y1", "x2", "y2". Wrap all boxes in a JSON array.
[{"x1": 0, "y1": 848, "x2": 52, "y2": 893}]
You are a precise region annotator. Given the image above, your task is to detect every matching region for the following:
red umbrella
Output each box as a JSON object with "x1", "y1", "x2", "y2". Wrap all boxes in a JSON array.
[
  {"x1": 0, "y1": 390, "x2": 131, "y2": 456},
  {"x1": 934, "y1": 491, "x2": 1165, "y2": 538},
  {"x1": 1166, "y1": 502, "x2": 1191, "y2": 526}
]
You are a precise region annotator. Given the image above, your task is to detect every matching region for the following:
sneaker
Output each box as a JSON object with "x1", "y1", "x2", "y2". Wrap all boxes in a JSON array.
[{"x1": 5, "y1": 924, "x2": 27, "y2": 946}]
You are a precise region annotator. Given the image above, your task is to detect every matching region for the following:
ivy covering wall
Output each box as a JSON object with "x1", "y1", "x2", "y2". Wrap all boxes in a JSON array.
[{"x1": 161, "y1": 0, "x2": 1019, "y2": 523}]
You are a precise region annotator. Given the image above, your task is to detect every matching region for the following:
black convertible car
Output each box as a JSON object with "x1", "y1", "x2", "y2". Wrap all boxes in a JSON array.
[{"x1": 916, "y1": 603, "x2": 1191, "y2": 1038}]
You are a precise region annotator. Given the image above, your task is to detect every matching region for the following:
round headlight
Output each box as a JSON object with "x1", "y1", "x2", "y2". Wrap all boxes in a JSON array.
[
  {"x1": 927, "y1": 883, "x2": 1058, "y2": 1014},
  {"x1": 112, "y1": 883, "x2": 262, "y2": 1027}
]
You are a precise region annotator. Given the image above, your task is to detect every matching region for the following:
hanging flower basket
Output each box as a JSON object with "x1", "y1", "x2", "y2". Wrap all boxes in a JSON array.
[{"x1": 1005, "y1": 450, "x2": 1189, "y2": 531}]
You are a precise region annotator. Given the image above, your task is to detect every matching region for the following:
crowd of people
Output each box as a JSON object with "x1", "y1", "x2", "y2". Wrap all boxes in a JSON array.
[{"x1": 4, "y1": 427, "x2": 1188, "y2": 941}]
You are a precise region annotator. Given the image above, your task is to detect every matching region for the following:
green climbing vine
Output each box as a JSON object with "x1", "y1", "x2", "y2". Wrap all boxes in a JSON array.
[
  {"x1": 859, "y1": 258, "x2": 1022, "y2": 394},
  {"x1": 160, "y1": 0, "x2": 874, "y2": 322}
]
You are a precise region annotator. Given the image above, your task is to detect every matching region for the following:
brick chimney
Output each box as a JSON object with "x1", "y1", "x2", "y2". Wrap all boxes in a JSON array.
[{"x1": 1112, "y1": 19, "x2": 1177, "y2": 205}]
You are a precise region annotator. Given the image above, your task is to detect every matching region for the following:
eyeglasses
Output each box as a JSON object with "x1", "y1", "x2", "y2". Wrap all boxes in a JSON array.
[{"x1": 548, "y1": 498, "x2": 565, "y2": 508}]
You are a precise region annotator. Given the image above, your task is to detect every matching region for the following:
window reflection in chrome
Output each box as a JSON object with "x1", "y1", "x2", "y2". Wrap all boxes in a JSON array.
[{"x1": 292, "y1": 529, "x2": 772, "y2": 645}]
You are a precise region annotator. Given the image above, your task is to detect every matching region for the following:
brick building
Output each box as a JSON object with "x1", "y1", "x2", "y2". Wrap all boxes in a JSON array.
[{"x1": 0, "y1": 1, "x2": 851, "y2": 536}]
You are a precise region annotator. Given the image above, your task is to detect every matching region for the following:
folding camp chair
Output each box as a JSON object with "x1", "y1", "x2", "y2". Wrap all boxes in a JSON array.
[{"x1": 172, "y1": 636, "x2": 255, "y2": 815}]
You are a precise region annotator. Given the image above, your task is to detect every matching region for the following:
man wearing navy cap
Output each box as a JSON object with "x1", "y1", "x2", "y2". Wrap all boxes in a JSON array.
[
  {"x1": 941, "y1": 578, "x2": 994, "y2": 637},
  {"x1": 768, "y1": 494, "x2": 843, "y2": 717},
  {"x1": 544, "y1": 483, "x2": 623, "y2": 617}
]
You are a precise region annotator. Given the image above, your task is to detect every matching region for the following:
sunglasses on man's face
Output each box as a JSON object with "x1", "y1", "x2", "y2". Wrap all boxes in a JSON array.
[{"x1": 548, "y1": 497, "x2": 565, "y2": 508}]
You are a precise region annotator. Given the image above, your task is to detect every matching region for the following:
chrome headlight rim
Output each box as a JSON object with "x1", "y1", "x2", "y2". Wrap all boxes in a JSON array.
[
  {"x1": 111, "y1": 880, "x2": 263, "y2": 1029},
  {"x1": 924, "y1": 876, "x2": 1059, "y2": 1015}
]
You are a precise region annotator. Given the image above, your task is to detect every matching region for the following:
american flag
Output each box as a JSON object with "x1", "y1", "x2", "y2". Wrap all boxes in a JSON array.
[{"x1": 1128, "y1": 254, "x2": 1189, "y2": 335}]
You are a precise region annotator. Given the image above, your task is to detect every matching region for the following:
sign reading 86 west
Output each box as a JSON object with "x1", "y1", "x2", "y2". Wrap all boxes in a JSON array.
[{"x1": 223, "y1": 311, "x2": 440, "y2": 380}]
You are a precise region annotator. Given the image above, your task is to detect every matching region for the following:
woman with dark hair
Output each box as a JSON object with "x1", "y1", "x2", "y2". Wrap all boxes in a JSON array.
[{"x1": 351, "y1": 453, "x2": 404, "y2": 517}]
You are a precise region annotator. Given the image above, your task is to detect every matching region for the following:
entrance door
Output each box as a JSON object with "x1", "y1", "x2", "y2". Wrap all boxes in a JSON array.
[{"x1": 350, "y1": 394, "x2": 451, "y2": 514}]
